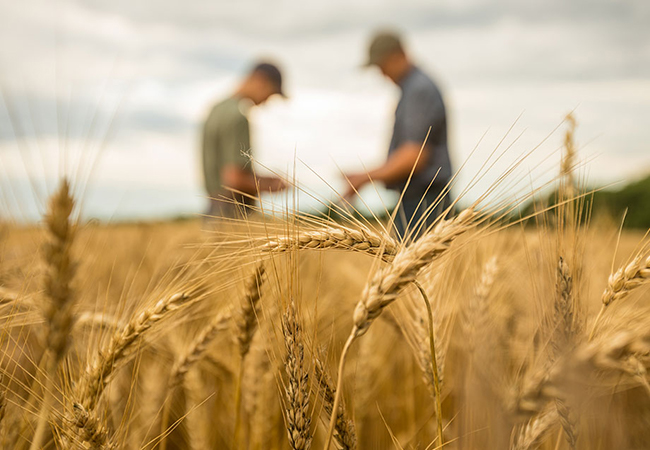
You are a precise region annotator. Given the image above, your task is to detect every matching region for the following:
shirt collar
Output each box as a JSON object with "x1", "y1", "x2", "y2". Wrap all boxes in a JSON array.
[{"x1": 398, "y1": 65, "x2": 418, "y2": 89}]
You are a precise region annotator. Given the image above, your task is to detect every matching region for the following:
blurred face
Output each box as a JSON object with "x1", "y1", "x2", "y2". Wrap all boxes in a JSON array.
[
  {"x1": 247, "y1": 72, "x2": 278, "y2": 105},
  {"x1": 377, "y1": 51, "x2": 408, "y2": 84}
]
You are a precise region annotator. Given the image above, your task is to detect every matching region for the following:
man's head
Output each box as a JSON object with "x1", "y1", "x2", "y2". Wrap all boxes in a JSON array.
[
  {"x1": 364, "y1": 31, "x2": 411, "y2": 84},
  {"x1": 240, "y1": 62, "x2": 286, "y2": 105}
]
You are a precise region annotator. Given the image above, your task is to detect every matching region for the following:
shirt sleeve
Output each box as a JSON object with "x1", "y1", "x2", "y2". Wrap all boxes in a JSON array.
[
  {"x1": 202, "y1": 109, "x2": 220, "y2": 195},
  {"x1": 399, "y1": 87, "x2": 445, "y2": 147},
  {"x1": 222, "y1": 113, "x2": 251, "y2": 169}
]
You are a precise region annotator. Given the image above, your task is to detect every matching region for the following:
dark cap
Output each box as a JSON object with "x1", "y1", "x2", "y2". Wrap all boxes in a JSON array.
[
  {"x1": 364, "y1": 31, "x2": 404, "y2": 67},
  {"x1": 251, "y1": 62, "x2": 286, "y2": 98}
]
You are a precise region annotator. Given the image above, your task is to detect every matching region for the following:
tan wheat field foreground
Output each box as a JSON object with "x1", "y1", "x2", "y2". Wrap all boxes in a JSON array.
[{"x1": 2, "y1": 124, "x2": 650, "y2": 450}]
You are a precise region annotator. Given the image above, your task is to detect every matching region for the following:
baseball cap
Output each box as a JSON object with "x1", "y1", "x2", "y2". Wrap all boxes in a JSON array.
[
  {"x1": 252, "y1": 62, "x2": 287, "y2": 98},
  {"x1": 364, "y1": 31, "x2": 404, "y2": 67}
]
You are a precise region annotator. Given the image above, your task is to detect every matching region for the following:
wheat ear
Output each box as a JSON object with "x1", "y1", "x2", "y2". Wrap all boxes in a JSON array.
[
  {"x1": 511, "y1": 408, "x2": 558, "y2": 450},
  {"x1": 75, "y1": 292, "x2": 191, "y2": 412},
  {"x1": 71, "y1": 402, "x2": 115, "y2": 450},
  {"x1": 324, "y1": 208, "x2": 476, "y2": 450},
  {"x1": 283, "y1": 303, "x2": 312, "y2": 450},
  {"x1": 516, "y1": 327, "x2": 650, "y2": 417},
  {"x1": 352, "y1": 208, "x2": 475, "y2": 337},
  {"x1": 31, "y1": 179, "x2": 77, "y2": 450},
  {"x1": 551, "y1": 257, "x2": 579, "y2": 449},
  {"x1": 170, "y1": 310, "x2": 232, "y2": 389},
  {"x1": 560, "y1": 112, "x2": 577, "y2": 200},
  {"x1": 234, "y1": 264, "x2": 266, "y2": 446},
  {"x1": 261, "y1": 225, "x2": 397, "y2": 262},
  {"x1": 236, "y1": 265, "x2": 266, "y2": 358},
  {"x1": 590, "y1": 254, "x2": 650, "y2": 340},
  {"x1": 463, "y1": 256, "x2": 498, "y2": 358},
  {"x1": 413, "y1": 281, "x2": 445, "y2": 446},
  {"x1": 314, "y1": 357, "x2": 356, "y2": 450}
]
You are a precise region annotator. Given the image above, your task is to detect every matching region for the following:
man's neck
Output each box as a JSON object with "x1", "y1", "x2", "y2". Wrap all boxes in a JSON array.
[
  {"x1": 233, "y1": 87, "x2": 250, "y2": 102},
  {"x1": 395, "y1": 63, "x2": 415, "y2": 86}
]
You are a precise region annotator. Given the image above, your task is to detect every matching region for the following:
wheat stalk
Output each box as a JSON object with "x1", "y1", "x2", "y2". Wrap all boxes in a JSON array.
[{"x1": 0, "y1": 375, "x2": 6, "y2": 435}]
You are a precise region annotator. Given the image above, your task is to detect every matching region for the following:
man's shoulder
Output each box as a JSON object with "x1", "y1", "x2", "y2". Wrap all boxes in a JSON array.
[
  {"x1": 404, "y1": 67, "x2": 441, "y2": 98},
  {"x1": 208, "y1": 97, "x2": 248, "y2": 123}
]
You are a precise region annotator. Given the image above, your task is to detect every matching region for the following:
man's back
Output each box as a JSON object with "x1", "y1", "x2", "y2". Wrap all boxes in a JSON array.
[
  {"x1": 202, "y1": 96, "x2": 251, "y2": 198},
  {"x1": 388, "y1": 66, "x2": 451, "y2": 196}
]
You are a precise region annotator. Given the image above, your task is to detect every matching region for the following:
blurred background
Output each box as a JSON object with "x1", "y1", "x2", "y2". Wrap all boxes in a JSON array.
[{"x1": 1, "y1": 0, "x2": 649, "y2": 222}]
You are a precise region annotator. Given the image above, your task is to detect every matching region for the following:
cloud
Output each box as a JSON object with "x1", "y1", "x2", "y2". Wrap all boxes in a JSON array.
[{"x1": 1, "y1": 0, "x2": 649, "y2": 220}]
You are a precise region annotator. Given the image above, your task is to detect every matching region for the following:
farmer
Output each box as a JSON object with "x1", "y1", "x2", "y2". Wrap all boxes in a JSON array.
[
  {"x1": 344, "y1": 31, "x2": 452, "y2": 238},
  {"x1": 202, "y1": 62, "x2": 287, "y2": 218}
]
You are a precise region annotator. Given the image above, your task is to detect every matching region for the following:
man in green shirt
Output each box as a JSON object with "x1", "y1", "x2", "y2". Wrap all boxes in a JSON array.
[{"x1": 202, "y1": 62, "x2": 287, "y2": 217}]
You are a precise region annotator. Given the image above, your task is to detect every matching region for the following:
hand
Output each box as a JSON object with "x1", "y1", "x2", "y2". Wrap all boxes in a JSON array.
[
  {"x1": 267, "y1": 177, "x2": 288, "y2": 192},
  {"x1": 343, "y1": 172, "x2": 370, "y2": 199}
]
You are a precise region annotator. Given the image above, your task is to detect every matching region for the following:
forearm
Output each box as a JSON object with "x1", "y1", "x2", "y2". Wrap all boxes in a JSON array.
[
  {"x1": 222, "y1": 166, "x2": 283, "y2": 195},
  {"x1": 368, "y1": 142, "x2": 428, "y2": 185}
]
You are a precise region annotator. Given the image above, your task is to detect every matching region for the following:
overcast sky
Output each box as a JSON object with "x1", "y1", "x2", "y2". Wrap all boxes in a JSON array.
[{"x1": 1, "y1": 0, "x2": 649, "y2": 221}]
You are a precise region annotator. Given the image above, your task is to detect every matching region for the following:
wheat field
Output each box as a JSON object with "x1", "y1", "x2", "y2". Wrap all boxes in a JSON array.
[{"x1": 2, "y1": 122, "x2": 650, "y2": 450}]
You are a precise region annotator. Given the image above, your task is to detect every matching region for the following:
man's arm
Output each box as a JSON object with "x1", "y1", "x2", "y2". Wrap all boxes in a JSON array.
[
  {"x1": 345, "y1": 141, "x2": 428, "y2": 197},
  {"x1": 222, "y1": 165, "x2": 286, "y2": 196},
  {"x1": 345, "y1": 84, "x2": 445, "y2": 198},
  {"x1": 219, "y1": 111, "x2": 286, "y2": 196}
]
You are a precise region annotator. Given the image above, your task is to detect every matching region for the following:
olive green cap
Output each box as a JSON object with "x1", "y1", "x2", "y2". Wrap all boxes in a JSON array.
[{"x1": 364, "y1": 31, "x2": 404, "y2": 67}]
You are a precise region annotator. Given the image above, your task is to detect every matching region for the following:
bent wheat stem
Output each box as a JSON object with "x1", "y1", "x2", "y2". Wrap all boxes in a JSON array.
[{"x1": 414, "y1": 280, "x2": 444, "y2": 448}]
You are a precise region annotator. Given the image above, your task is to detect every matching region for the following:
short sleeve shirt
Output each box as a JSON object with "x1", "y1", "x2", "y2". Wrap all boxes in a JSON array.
[
  {"x1": 202, "y1": 97, "x2": 251, "y2": 196},
  {"x1": 387, "y1": 66, "x2": 452, "y2": 196}
]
